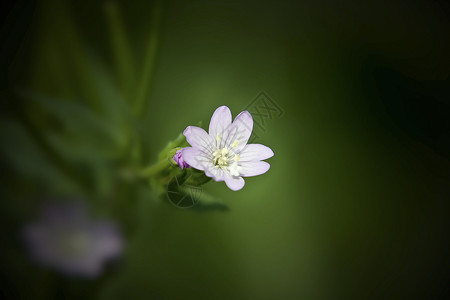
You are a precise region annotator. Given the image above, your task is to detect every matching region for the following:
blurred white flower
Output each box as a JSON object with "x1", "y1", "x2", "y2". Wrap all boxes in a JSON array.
[{"x1": 23, "y1": 202, "x2": 123, "y2": 278}]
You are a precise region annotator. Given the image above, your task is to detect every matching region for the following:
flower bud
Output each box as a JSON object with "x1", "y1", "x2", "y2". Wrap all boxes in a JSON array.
[{"x1": 171, "y1": 148, "x2": 190, "y2": 170}]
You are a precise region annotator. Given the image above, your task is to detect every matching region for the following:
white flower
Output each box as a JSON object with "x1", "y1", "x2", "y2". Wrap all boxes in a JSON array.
[{"x1": 181, "y1": 105, "x2": 274, "y2": 191}]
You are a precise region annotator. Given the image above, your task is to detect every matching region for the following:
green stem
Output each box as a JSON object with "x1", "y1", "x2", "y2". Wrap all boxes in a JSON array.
[
  {"x1": 139, "y1": 158, "x2": 170, "y2": 178},
  {"x1": 133, "y1": 0, "x2": 163, "y2": 117},
  {"x1": 104, "y1": 1, "x2": 136, "y2": 101},
  {"x1": 52, "y1": 0, "x2": 102, "y2": 113}
]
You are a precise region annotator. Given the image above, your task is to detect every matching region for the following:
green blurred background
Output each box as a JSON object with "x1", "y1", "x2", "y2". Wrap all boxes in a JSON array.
[{"x1": 1, "y1": 0, "x2": 449, "y2": 299}]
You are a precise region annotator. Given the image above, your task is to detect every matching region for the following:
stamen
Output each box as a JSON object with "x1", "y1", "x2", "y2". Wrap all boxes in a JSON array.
[
  {"x1": 218, "y1": 157, "x2": 228, "y2": 165},
  {"x1": 212, "y1": 147, "x2": 231, "y2": 168},
  {"x1": 231, "y1": 140, "x2": 239, "y2": 147}
]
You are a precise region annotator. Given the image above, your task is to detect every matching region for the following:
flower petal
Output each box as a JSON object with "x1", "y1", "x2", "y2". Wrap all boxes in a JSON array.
[
  {"x1": 208, "y1": 106, "x2": 232, "y2": 142},
  {"x1": 239, "y1": 144, "x2": 274, "y2": 162},
  {"x1": 181, "y1": 147, "x2": 211, "y2": 171},
  {"x1": 239, "y1": 161, "x2": 270, "y2": 177},
  {"x1": 225, "y1": 175, "x2": 245, "y2": 191},
  {"x1": 204, "y1": 165, "x2": 227, "y2": 182},
  {"x1": 183, "y1": 126, "x2": 214, "y2": 152},
  {"x1": 225, "y1": 111, "x2": 253, "y2": 152}
]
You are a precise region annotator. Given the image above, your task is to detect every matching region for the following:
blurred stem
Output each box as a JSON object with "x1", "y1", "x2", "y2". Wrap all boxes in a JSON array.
[
  {"x1": 104, "y1": 1, "x2": 136, "y2": 101},
  {"x1": 50, "y1": 0, "x2": 102, "y2": 113},
  {"x1": 139, "y1": 158, "x2": 170, "y2": 178},
  {"x1": 133, "y1": 0, "x2": 163, "y2": 117}
]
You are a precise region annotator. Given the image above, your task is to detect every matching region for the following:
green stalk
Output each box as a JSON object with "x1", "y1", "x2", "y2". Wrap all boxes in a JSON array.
[
  {"x1": 133, "y1": 0, "x2": 163, "y2": 117},
  {"x1": 139, "y1": 158, "x2": 170, "y2": 178},
  {"x1": 50, "y1": 0, "x2": 102, "y2": 113},
  {"x1": 104, "y1": 1, "x2": 136, "y2": 102}
]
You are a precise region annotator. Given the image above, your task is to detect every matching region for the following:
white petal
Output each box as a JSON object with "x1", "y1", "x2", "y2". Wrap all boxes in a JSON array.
[
  {"x1": 225, "y1": 111, "x2": 253, "y2": 152},
  {"x1": 208, "y1": 106, "x2": 232, "y2": 144},
  {"x1": 183, "y1": 126, "x2": 214, "y2": 152},
  {"x1": 225, "y1": 175, "x2": 245, "y2": 191},
  {"x1": 239, "y1": 161, "x2": 270, "y2": 177},
  {"x1": 204, "y1": 165, "x2": 227, "y2": 182},
  {"x1": 239, "y1": 144, "x2": 274, "y2": 162},
  {"x1": 181, "y1": 147, "x2": 212, "y2": 171},
  {"x1": 228, "y1": 162, "x2": 240, "y2": 176}
]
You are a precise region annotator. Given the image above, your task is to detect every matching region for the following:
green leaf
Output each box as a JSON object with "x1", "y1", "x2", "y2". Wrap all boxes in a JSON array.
[
  {"x1": 157, "y1": 133, "x2": 188, "y2": 161},
  {"x1": 157, "y1": 121, "x2": 202, "y2": 161}
]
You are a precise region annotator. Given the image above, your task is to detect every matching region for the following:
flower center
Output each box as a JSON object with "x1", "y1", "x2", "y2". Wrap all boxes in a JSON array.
[
  {"x1": 58, "y1": 230, "x2": 91, "y2": 257},
  {"x1": 212, "y1": 148, "x2": 231, "y2": 167},
  {"x1": 212, "y1": 147, "x2": 241, "y2": 176}
]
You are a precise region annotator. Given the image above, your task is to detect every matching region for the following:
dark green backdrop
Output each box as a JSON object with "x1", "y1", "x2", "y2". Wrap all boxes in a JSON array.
[{"x1": 1, "y1": 0, "x2": 449, "y2": 299}]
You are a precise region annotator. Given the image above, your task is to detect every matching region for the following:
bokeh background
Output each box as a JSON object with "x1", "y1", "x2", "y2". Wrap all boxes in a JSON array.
[{"x1": 1, "y1": 0, "x2": 449, "y2": 299}]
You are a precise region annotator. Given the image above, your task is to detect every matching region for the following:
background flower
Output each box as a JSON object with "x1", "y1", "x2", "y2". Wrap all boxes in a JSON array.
[{"x1": 23, "y1": 202, "x2": 123, "y2": 278}]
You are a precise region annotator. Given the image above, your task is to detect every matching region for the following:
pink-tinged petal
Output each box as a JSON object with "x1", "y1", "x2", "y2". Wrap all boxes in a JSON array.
[
  {"x1": 225, "y1": 175, "x2": 245, "y2": 191},
  {"x1": 239, "y1": 161, "x2": 271, "y2": 177},
  {"x1": 181, "y1": 147, "x2": 211, "y2": 171},
  {"x1": 208, "y1": 106, "x2": 232, "y2": 141},
  {"x1": 183, "y1": 126, "x2": 214, "y2": 152},
  {"x1": 226, "y1": 111, "x2": 253, "y2": 151},
  {"x1": 239, "y1": 144, "x2": 274, "y2": 162}
]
